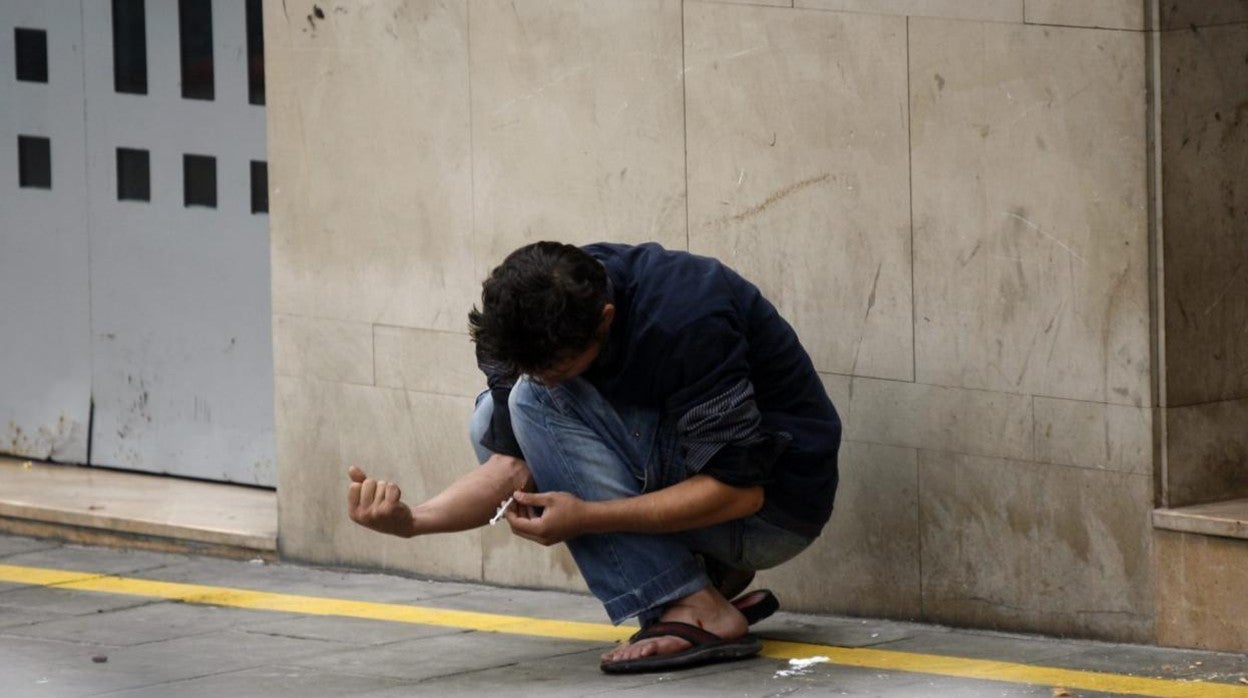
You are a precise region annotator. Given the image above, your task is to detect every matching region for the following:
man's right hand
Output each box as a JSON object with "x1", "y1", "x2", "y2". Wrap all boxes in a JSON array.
[{"x1": 347, "y1": 466, "x2": 417, "y2": 538}]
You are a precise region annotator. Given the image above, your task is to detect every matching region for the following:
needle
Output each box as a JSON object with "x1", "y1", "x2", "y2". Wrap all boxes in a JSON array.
[{"x1": 489, "y1": 496, "x2": 515, "y2": 526}]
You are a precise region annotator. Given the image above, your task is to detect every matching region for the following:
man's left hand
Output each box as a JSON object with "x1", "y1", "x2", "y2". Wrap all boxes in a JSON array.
[{"x1": 504, "y1": 490, "x2": 591, "y2": 546}]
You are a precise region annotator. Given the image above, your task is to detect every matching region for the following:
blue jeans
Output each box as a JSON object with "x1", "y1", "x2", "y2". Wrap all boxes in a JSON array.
[{"x1": 469, "y1": 377, "x2": 812, "y2": 625}]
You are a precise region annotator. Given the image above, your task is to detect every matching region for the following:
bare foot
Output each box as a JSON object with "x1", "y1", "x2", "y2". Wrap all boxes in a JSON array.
[{"x1": 601, "y1": 586, "x2": 748, "y2": 664}]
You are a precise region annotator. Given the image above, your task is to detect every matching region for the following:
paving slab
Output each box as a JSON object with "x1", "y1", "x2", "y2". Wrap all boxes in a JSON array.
[
  {"x1": 74, "y1": 628, "x2": 349, "y2": 686},
  {"x1": 282, "y1": 630, "x2": 599, "y2": 682},
  {"x1": 237, "y1": 612, "x2": 467, "y2": 646},
  {"x1": 2, "y1": 599, "x2": 283, "y2": 646},
  {"x1": 0, "y1": 634, "x2": 161, "y2": 697},
  {"x1": 1039, "y1": 642, "x2": 1248, "y2": 684},
  {"x1": 0, "y1": 534, "x2": 61, "y2": 558},
  {"x1": 601, "y1": 663, "x2": 1023, "y2": 697},
  {"x1": 0, "y1": 543, "x2": 184, "y2": 577},
  {"x1": 427, "y1": 585, "x2": 613, "y2": 624},
  {"x1": 0, "y1": 605, "x2": 63, "y2": 629},
  {"x1": 360, "y1": 646, "x2": 730, "y2": 697},
  {"x1": 141, "y1": 557, "x2": 483, "y2": 603},
  {"x1": 88, "y1": 664, "x2": 413, "y2": 698},
  {"x1": 757, "y1": 611, "x2": 924, "y2": 648},
  {"x1": 875, "y1": 627, "x2": 1078, "y2": 664},
  {"x1": 0, "y1": 586, "x2": 159, "y2": 617}
]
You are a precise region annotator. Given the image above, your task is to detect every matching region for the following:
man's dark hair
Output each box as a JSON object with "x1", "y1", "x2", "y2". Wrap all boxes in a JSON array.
[{"x1": 468, "y1": 241, "x2": 609, "y2": 378}]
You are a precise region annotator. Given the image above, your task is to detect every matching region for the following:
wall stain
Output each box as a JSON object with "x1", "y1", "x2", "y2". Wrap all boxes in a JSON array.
[
  {"x1": 5, "y1": 416, "x2": 81, "y2": 461},
  {"x1": 716, "y1": 173, "x2": 831, "y2": 225}
]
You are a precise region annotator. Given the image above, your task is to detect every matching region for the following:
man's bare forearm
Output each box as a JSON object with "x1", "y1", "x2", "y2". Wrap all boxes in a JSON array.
[
  {"x1": 583, "y1": 475, "x2": 763, "y2": 535},
  {"x1": 409, "y1": 453, "x2": 532, "y2": 535}
]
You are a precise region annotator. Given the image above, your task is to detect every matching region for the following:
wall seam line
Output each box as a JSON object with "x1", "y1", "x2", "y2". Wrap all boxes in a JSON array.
[
  {"x1": 906, "y1": 16, "x2": 924, "y2": 623},
  {"x1": 681, "y1": 0, "x2": 690, "y2": 252},
  {"x1": 82, "y1": 0, "x2": 96, "y2": 465},
  {"x1": 466, "y1": 0, "x2": 485, "y2": 585},
  {"x1": 906, "y1": 16, "x2": 916, "y2": 384},
  {"x1": 1145, "y1": 0, "x2": 1167, "y2": 508}
]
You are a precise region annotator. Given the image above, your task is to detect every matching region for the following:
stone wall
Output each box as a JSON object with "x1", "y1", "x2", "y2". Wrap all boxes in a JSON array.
[
  {"x1": 266, "y1": 0, "x2": 1166, "y2": 642},
  {"x1": 1157, "y1": 10, "x2": 1248, "y2": 508}
]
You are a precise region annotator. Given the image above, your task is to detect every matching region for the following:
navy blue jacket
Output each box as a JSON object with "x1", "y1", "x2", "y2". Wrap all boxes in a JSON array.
[{"x1": 479, "y1": 243, "x2": 841, "y2": 537}]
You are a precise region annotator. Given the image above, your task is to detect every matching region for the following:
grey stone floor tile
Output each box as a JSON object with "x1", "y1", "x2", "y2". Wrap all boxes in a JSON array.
[
  {"x1": 82, "y1": 628, "x2": 350, "y2": 685},
  {"x1": 284, "y1": 629, "x2": 601, "y2": 682},
  {"x1": 359, "y1": 646, "x2": 716, "y2": 697},
  {"x1": 140, "y1": 558, "x2": 481, "y2": 604},
  {"x1": 89, "y1": 664, "x2": 413, "y2": 698},
  {"x1": 0, "y1": 587, "x2": 158, "y2": 617},
  {"x1": 0, "y1": 535, "x2": 60, "y2": 558},
  {"x1": 599, "y1": 663, "x2": 1121, "y2": 698},
  {"x1": 426, "y1": 585, "x2": 612, "y2": 624},
  {"x1": 237, "y1": 613, "x2": 466, "y2": 646},
  {"x1": 0, "y1": 605, "x2": 63, "y2": 629},
  {"x1": 0, "y1": 544, "x2": 188, "y2": 575},
  {"x1": 873, "y1": 628, "x2": 1076, "y2": 665},
  {"x1": 1037, "y1": 642, "x2": 1248, "y2": 684},
  {"x1": 755, "y1": 612, "x2": 928, "y2": 648},
  {"x1": 3, "y1": 599, "x2": 284, "y2": 646},
  {"x1": 0, "y1": 634, "x2": 162, "y2": 698}
]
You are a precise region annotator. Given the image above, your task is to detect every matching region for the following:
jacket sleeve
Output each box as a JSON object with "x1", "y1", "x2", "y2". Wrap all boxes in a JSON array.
[
  {"x1": 476, "y1": 352, "x2": 525, "y2": 460},
  {"x1": 658, "y1": 316, "x2": 789, "y2": 487}
]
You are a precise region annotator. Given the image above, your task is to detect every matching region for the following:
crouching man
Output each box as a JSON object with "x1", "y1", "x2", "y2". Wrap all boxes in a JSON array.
[{"x1": 347, "y1": 241, "x2": 840, "y2": 674}]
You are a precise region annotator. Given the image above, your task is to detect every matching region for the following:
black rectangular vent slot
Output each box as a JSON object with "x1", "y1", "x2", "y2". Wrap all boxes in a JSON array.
[
  {"x1": 117, "y1": 148, "x2": 151, "y2": 201},
  {"x1": 18, "y1": 136, "x2": 52, "y2": 189},
  {"x1": 112, "y1": 0, "x2": 148, "y2": 94},
  {"x1": 183, "y1": 153, "x2": 217, "y2": 207},
  {"x1": 179, "y1": 0, "x2": 214, "y2": 100},
  {"x1": 15, "y1": 28, "x2": 48, "y2": 83}
]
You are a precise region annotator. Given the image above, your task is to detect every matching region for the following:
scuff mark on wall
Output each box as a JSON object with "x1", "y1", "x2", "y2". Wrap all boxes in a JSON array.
[{"x1": 715, "y1": 173, "x2": 832, "y2": 225}]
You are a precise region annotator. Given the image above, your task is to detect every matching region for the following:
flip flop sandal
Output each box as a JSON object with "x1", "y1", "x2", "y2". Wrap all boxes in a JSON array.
[
  {"x1": 732, "y1": 589, "x2": 780, "y2": 626},
  {"x1": 602, "y1": 621, "x2": 763, "y2": 674}
]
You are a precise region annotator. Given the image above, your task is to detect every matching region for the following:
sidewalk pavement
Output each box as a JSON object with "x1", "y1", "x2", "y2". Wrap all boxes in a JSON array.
[{"x1": 1, "y1": 533, "x2": 1246, "y2": 697}]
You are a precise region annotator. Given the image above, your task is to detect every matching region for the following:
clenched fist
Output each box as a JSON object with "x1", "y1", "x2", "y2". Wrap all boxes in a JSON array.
[{"x1": 347, "y1": 465, "x2": 417, "y2": 538}]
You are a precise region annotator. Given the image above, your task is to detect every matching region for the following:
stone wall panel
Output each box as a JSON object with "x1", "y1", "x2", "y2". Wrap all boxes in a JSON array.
[
  {"x1": 268, "y1": 0, "x2": 476, "y2": 333},
  {"x1": 685, "y1": 3, "x2": 913, "y2": 380},
  {"x1": 919, "y1": 451, "x2": 1154, "y2": 642},
  {"x1": 910, "y1": 19, "x2": 1150, "y2": 405},
  {"x1": 469, "y1": 0, "x2": 687, "y2": 272}
]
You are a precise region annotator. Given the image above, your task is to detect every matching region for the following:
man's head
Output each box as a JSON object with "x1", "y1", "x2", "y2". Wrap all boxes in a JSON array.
[{"x1": 469, "y1": 242, "x2": 614, "y2": 385}]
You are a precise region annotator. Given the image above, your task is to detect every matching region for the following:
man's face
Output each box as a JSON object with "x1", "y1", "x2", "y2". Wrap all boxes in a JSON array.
[
  {"x1": 530, "y1": 303, "x2": 615, "y2": 387},
  {"x1": 531, "y1": 343, "x2": 602, "y2": 387}
]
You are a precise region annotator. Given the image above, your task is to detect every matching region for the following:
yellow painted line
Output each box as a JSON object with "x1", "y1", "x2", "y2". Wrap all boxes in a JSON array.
[{"x1": 1, "y1": 563, "x2": 1243, "y2": 698}]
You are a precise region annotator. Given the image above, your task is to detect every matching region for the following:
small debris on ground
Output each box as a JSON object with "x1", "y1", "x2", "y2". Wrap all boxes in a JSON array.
[
  {"x1": 248, "y1": 558, "x2": 266, "y2": 565},
  {"x1": 1051, "y1": 688, "x2": 1072, "y2": 697},
  {"x1": 1239, "y1": 677, "x2": 1248, "y2": 685},
  {"x1": 775, "y1": 656, "x2": 830, "y2": 678},
  {"x1": 91, "y1": 655, "x2": 108, "y2": 664}
]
